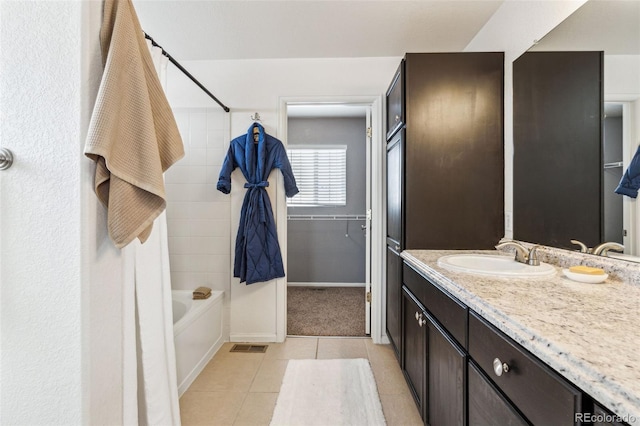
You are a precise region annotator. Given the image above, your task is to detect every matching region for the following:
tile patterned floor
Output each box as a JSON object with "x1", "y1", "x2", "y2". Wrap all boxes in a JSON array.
[{"x1": 179, "y1": 337, "x2": 423, "y2": 425}]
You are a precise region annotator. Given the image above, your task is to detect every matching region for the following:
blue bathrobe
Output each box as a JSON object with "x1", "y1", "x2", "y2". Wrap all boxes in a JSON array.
[
  {"x1": 217, "y1": 123, "x2": 298, "y2": 284},
  {"x1": 615, "y1": 145, "x2": 640, "y2": 198}
]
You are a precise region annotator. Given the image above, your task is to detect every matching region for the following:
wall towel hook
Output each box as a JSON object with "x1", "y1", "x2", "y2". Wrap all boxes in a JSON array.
[{"x1": 251, "y1": 112, "x2": 261, "y2": 121}]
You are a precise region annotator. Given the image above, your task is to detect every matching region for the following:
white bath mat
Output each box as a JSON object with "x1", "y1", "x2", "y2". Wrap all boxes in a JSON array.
[{"x1": 270, "y1": 358, "x2": 386, "y2": 426}]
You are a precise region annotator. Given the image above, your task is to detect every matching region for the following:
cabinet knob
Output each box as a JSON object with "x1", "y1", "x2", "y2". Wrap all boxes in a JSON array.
[
  {"x1": 0, "y1": 148, "x2": 14, "y2": 171},
  {"x1": 394, "y1": 244, "x2": 401, "y2": 251},
  {"x1": 493, "y1": 358, "x2": 510, "y2": 377},
  {"x1": 415, "y1": 312, "x2": 426, "y2": 327},
  {"x1": 395, "y1": 115, "x2": 400, "y2": 123}
]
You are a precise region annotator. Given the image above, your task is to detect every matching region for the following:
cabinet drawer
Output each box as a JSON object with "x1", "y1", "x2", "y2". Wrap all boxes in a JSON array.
[
  {"x1": 402, "y1": 263, "x2": 427, "y2": 308},
  {"x1": 423, "y1": 272, "x2": 467, "y2": 348},
  {"x1": 403, "y1": 262, "x2": 467, "y2": 348},
  {"x1": 469, "y1": 312, "x2": 582, "y2": 425}
]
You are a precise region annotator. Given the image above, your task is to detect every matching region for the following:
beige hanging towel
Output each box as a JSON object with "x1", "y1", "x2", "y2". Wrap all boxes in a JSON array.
[{"x1": 84, "y1": 0, "x2": 184, "y2": 248}]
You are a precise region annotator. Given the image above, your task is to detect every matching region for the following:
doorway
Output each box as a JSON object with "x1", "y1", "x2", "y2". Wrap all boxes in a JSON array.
[
  {"x1": 283, "y1": 102, "x2": 372, "y2": 337},
  {"x1": 603, "y1": 102, "x2": 624, "y2": 244},
  {"x1": 604, "y1": 100, "x2": 638, "y2": 257}
]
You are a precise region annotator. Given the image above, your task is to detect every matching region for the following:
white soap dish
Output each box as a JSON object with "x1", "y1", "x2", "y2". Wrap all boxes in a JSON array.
[{"x1": 563, "y1": 269, "x2": 608, "y2": 284}]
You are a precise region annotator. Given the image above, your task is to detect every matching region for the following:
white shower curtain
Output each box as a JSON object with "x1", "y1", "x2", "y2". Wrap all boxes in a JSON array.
[{"x1": 122, "y1": 42, "x2": 181, "y2": 426}]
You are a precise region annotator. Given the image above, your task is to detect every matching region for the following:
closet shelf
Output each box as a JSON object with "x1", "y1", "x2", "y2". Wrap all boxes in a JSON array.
[{"x1": 287, "y1": 214, "x2": 366, "y2": 221}]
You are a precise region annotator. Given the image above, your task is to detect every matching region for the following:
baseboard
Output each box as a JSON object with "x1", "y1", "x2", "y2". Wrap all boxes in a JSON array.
[
  {"x1": 287, "y1": 282, "x2": 366, "y2": 288},
  {"x1": 230, "y1": 333, "x2": 278, "y2": 343}
]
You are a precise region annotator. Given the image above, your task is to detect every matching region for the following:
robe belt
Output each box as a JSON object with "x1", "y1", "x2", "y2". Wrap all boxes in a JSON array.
[
  {"x1": 244, "y1": 181, "x2": 269, "y2": 189},
  {"x1": 244, "y1": 181, "x2": 270, "y2": 223}
]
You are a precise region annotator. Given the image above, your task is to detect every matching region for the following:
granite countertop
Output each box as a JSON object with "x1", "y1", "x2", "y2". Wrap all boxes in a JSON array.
[{"x1": 401, "y1": 249, "x2": 640, "y2": 426}]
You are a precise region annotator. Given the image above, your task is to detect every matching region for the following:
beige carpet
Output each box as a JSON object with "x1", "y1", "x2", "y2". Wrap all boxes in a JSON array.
[
  {"x1": 270, "y1": 359, "x2": 386, "y2": 426},
  {"x1": 287, "y1": 287, "x2": 366, "y2": 337}
]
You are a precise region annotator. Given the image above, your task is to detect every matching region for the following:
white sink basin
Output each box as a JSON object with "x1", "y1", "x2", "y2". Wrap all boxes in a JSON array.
[{"x1": 437, "y1": 254, "x2": 556, "y2": 278}]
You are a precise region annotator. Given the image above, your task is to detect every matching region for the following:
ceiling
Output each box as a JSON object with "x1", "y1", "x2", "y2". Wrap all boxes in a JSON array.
[
  {"x1": 133, "y1": 0, "x2": 638, "y2": 116},
  {"x1": 134, "y1": 0, "x2": 504, "y2": 61},
  {"x1": 134, "y1": 0, "x2": 639, "y2": 61},
  {"x1": 531, "y1": 0, "x2": 639, "y2": 54}
]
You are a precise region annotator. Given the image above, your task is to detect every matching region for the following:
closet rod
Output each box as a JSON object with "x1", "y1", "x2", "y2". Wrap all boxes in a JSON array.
[
  {"x1": 144, "y1": 32, "x2": 230, "y2": 113},
  {"x1": 287, "y1": 214, "x2": 366, "y2": 221}
]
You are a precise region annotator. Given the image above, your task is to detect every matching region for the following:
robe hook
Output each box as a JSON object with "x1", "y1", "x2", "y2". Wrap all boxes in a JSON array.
[{"x1": 251, "y1": 112, "x2": 261, "y2": 122}]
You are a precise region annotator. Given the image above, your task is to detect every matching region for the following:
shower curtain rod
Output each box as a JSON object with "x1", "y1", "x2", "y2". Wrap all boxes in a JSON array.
[{"x1": 144, "y1": 32, "x2": 230, "y2": 113}]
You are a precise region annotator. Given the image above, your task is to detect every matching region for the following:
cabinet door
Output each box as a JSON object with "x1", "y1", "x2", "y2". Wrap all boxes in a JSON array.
[
  {"x1": 402, "y1": 287, "x2": 426, "y2": 419},
  {"x1": 386, "y1": 61, "x2": 404, "y2": 140},
  {"x1": 427, "y1": 317, "x2": 466, "y2": 426},
  {"x1": 403, "y1": 52, "x2": 504, "y2": 250},
  {"x1": 468, "y1": 361, "x2": 528, "y2": 426},
  {"x1": 386, "y1": 247, "x2": 402, "y2": 358},
  {"x1": 386, "y1": 130, "x2": 403, "y2": 249},
  {"x1": 513, "y1": 51, "x2": 603, "y2": 249}
]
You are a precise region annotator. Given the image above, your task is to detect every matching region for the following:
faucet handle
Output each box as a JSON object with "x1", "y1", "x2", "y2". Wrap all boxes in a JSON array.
[
  {"x1": 570, "y1": 240, "x2": 590, "y2": 253},
  {"x1": 527, "y1": 245, "x2": 540, "y2": 266}
]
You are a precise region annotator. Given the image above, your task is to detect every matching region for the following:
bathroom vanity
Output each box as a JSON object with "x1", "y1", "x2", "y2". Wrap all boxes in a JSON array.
[
  {"x1": 395, "y1": 249, "x2": 640, "y2": 426},
  {"x1": 385, "y1": 52, "x2": 504, "y2": 359}
]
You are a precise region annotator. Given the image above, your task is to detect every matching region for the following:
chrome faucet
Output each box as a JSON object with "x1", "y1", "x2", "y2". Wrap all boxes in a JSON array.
[
  {"x1": 495, "y1": 241, "x2": 540, "y2": 266},
  {"x1": 570, "y1": 240, "x2": 590, "y2": 253},
  {"x1": 592, "y1": 242, "x2": 624, "y2": 257},
  {"x1": 571, "y1": 239, "x2": 624, "y2": 256}
]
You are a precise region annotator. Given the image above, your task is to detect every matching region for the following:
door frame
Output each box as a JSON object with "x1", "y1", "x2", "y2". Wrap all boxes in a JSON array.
[
  {"x1": 605, "y1": 98, "x2": 638, "y2": 256},
  {"x1": 276, "y1": 95, "x2": 386, "y2": 343}
]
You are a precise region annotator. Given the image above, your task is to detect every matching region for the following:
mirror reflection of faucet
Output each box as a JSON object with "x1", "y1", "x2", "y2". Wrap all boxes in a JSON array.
[
  {"x1": 495, "y1": 241, "x2": 540, "y2": 266},
  {"x1": 570, "y1": 240, "x2": 624, "y2": 257}
]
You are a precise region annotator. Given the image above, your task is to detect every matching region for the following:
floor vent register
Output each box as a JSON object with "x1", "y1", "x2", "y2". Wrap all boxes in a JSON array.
[{"x1": 229, "y1": 344, "x2": 268, "y2": 353}]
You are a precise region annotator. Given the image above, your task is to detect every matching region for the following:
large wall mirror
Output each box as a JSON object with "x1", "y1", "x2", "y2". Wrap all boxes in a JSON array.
[{"x1": 513, "y1": 0, "x2": 640, "y2": 261}]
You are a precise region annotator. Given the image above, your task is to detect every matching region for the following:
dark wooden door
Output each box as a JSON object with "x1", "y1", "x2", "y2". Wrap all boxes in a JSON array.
[
  {"x1": 468, "y1": 361, "x2": 528, "y2": 426},
  {"x1": 402, "y1": 288, "x2": 426, "y2": 420},
  {"x1": 386, "y1": 131, "x2": 403, "y2": 249},
  {"x1": 513, "y1": 51, "x2": 603, "y2": 249},
  {"x1": 386, "y1": 61, "x2": 404, "y2": 140},
  {"x1": 386, "y1": 247, "x2": 402, "y2": 358},
  {"x1": 404, "y1": 52, "x2": 504, "y2": 249},
  {"x1": 427, "y1": 317, "x2": 466, "y2": 426}
]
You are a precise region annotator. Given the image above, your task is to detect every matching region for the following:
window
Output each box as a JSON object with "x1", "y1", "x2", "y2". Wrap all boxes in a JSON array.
[{"x1": 287, "y1": 145, "x2": 347, "y2": 206}]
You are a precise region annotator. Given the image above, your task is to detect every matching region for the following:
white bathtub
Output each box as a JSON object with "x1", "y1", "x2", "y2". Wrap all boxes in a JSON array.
[{"x1": 172, "y1": 289, "x2": 224, "y2": 396}]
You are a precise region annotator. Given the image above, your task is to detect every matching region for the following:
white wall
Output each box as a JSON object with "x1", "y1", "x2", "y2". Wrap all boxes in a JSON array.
[{"x1": 0, "y1": 1, "x2": 126, "y2": 424}]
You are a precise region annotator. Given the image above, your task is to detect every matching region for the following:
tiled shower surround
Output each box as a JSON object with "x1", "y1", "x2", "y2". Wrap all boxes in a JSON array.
[{"x1": 165, "y1": 108, "x2": 231, "y2": 335}]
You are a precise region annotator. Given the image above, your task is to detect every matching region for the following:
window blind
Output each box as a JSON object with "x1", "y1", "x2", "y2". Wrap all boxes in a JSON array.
[{"x1": 287, "y1": 145, "x2": 347, "y2": 206}]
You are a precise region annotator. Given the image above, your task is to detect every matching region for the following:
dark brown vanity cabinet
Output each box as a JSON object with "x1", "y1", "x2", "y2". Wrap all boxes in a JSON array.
[
  {"x1": 403, "y1": 263, "x2": 467, "y2": 425},
  {"x1": 400, "y1": 261, "x2": 597, "y2": 426},
  {"x1": 385, "y1": 52, "x2": 504, "y2": 374},
  {"x1": 385, "y1": 52, "x2": 504, "y2": 251}
]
